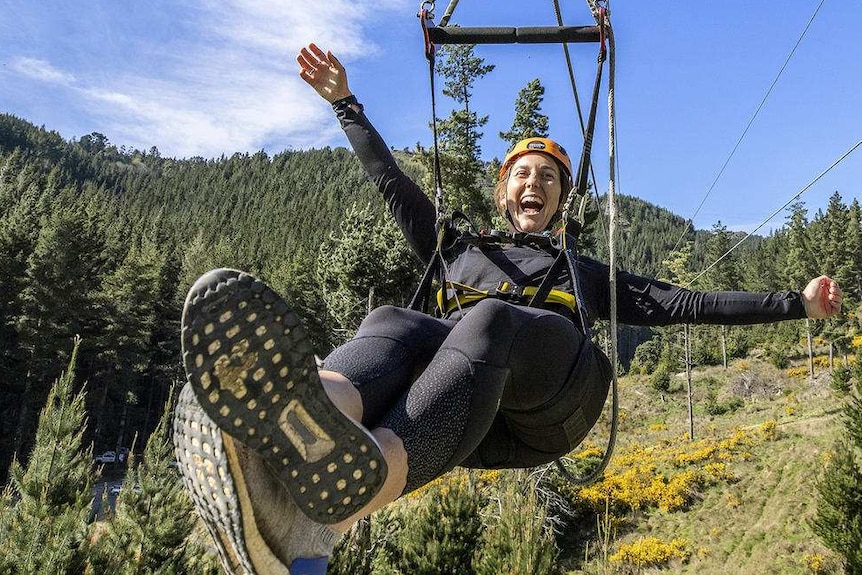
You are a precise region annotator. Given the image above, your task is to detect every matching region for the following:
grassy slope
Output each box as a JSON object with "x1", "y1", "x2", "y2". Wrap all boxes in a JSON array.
[{"x1": 568, "y1": 357, "x2": 845, "y2": 574}]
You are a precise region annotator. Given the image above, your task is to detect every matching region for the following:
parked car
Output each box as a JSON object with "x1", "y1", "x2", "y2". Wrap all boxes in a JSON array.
[
  {"x1": 94, "y1": 451, "x2": 117, "y2": 464},
  {"x1": 110, "y1": 483, "x2": 141, "y2": 496},
  {"x1": 117, "y1": 447, "x2": 130, "y2": 462}
]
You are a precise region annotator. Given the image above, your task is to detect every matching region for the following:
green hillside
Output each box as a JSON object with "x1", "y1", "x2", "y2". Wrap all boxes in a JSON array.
[{"x1": 564, "y1": 354, "x2": 844, "y2": 574}]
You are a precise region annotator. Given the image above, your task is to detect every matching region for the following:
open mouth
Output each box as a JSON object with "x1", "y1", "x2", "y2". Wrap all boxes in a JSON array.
[{"x1": 519, "y1": 194, "x2": 545, "y2": 215}]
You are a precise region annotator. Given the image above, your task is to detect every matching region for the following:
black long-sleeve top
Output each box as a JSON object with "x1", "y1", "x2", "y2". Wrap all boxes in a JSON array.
[{"x1": 333, "y1": 96, "x2": 807, "y2": 327}]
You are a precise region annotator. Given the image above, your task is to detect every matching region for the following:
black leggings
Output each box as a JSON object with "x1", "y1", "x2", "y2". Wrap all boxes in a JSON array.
[{"x1": 324, "y1": 299, "x2": 611, "y2": 493}]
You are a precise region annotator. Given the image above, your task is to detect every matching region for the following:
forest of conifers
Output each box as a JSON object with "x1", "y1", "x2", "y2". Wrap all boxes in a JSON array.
[{"x1": 0, "y1": 109, "x2": 859, "y2": 484}]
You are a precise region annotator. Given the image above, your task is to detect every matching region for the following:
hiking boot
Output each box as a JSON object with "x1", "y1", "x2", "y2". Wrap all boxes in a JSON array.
[
  {"x1": 174, "y1": 383, "x2": 339, "y2": 575},
  {"x1": 179, "y1": 268, "x2": 387, "y2": 525}
]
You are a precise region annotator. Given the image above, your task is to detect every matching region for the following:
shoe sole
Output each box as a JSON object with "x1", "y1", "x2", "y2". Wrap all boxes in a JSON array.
[
  {"x1": 173, "y1": 383, "x2": 257, "y2": 574},
  {"x1": 174, "y1": 384, "x2": 331, "y2": 575},
  {"x1": 180, "y1": 268, "x2": 387, "y2": 525}
]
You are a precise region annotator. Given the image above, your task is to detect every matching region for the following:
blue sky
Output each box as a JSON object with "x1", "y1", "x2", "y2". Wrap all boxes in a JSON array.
[{"x1": 1, "y1": 0, "x2": 860, "y2": 232}]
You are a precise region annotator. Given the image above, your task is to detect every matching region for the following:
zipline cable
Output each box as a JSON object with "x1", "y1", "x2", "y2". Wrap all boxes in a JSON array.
[
  {"x1": 684, "y1": 138, "x2": 862, "y2": 289},
  {"x1": 670, "y1": 0, "x2": 828, "y2": 254}
]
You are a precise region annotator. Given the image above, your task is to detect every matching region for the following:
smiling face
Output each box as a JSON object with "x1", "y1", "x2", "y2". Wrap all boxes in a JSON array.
[{"x1": 499, "y1": 152, "x2": 564, "y2": 233}]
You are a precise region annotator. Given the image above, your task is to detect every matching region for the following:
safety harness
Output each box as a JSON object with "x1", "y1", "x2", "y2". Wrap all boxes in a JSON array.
[
  {"x1": 411, "y1": 1, "x2": 617, "y2": 485},
  {"x1": 411, "y1": 3, "x2": 607, "y2": 337}
]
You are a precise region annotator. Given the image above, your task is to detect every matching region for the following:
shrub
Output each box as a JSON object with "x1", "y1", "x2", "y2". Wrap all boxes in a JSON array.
[
  {"x1": 758, "y1": 420, "x2": 780, "y2": 441},
  {"x1": 474, "y1": 471, "x2": 557, "y2": 575},
  {"x1": 692, "y1": 340, "x2": 721, "y2": 366},
  {"x1": 650, "y1": 363, "x2": 671, "y2": 393},
  {"x1": 395, "y1": 472, "x2": 485, "y2": 575},
  {"x1": 609, "y1": 536, "x2": 689, "y2": 569},
  {"x1": 831, "y1": 364, "x2": 852, "y2": 393},
  {"x1": 703, "y1": 391, "x2": 744, "y2": 416},
  {"x1": 630, "y1": 338, "x2": 661, "y2": 375},
  {"x1": 329, "y1": 518, "x2": 374, "y2": 575},
  {"x1": 767, "y1": 347, "x2": 789, "y2": 369}
]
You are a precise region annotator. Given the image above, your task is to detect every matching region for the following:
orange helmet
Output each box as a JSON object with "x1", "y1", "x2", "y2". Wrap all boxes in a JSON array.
[{"x1": 499, "y1": 137, "x2": 572, "y2": 182}]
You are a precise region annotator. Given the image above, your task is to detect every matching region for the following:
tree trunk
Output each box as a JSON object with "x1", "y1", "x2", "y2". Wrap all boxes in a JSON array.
[
  {"x1": 685, "y1": 324, "x2": 694, "y2": 441},
  {"x1": 806, "y1": 318, "x2": 814, "y2": 379},
  {"x1": 721, "y1": 325, "x2": 728, "y2": 369}
]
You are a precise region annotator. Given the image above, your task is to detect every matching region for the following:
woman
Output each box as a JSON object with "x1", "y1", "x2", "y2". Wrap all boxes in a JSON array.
[{"x1": 173, "y1": 43, "x2": 843, "y2": 575}]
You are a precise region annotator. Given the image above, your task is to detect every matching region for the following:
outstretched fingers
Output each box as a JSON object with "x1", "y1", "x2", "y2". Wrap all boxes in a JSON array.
[{"x1": 297, "y1": 43, "x2": 350, "y2": 103}]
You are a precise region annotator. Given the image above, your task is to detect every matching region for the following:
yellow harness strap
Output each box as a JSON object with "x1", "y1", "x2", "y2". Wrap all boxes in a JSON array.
[{"x1": 436, "y1": 281, "x2": 577, "y2": 316}]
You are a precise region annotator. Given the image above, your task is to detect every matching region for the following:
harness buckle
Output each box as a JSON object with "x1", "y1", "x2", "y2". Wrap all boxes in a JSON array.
[{"x1": 494, "y1": 281, "x2": 525, "y2": 301}]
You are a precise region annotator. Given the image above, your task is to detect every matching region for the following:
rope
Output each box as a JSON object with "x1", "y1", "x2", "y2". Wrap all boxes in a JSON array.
[
  {"x1": 438, "y1": 0, "x2": 460, "y2": 27},
  {"x1": 418, "y1": 6, "x2": 447, "y2": 225},
  {"x1": 555, "y1": 0, "x2": 618, "y2": 487},
  {"x1": 670, "y1": 0, "x2": 828, "y2": 254},
  {"x1": 553, "y1": 0, "x2": 610, "y2": 248},
  {"x1": 685, "y1": 138, "x2": 862, "y2": 289}
]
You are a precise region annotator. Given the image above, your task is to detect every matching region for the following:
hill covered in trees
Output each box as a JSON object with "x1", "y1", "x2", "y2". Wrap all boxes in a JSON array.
[{"x1": 3, "y1": 111, "x2": 859, "y2": 485}]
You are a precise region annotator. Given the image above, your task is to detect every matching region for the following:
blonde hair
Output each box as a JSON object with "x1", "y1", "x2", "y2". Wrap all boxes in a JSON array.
[{"x1": 493, "y1": 177, "x2": 508, "y2": 217}]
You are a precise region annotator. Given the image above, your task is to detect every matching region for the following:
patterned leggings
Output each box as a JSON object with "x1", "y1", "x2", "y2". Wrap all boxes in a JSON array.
[{"x1": 324, "y1": 299, "x2": 611, "y2": 494}]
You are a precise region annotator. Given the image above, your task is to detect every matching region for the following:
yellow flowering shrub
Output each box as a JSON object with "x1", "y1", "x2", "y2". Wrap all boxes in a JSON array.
[
  {"x1": 803, "y1": 552, "x2": 826, "y2": 574},
  {"x1": 786, "y1": 366, "x2": 809, "y2": 379},
  {"x1": 648, "y1": 423, "x2": 668, "y2": 432},
  {"x1": 570, "y1": 428, "x2": 766, "y2": 516},
  {"x1": 758, "y1": 420, "x2": 779, "y2": 441},
  {"x1": 724, "y1": 491, "x2": 741, "y2": 509},
  {"x1": 573, "y1": 445, "x2": 605, "y2": 460},
  {"x1": 609, "y1": 536, "x2": 689, "y2": 567},
  {"x1": 702, "y1": 462, "x2": 735, "y2": 482}
]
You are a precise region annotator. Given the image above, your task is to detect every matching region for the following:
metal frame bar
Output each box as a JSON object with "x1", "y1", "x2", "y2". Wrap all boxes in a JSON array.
[{"x1": 426, "y1": 25, "x2": 601, "y2": 44}]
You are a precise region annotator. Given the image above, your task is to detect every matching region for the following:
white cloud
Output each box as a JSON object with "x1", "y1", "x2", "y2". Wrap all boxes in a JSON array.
[
  {"x1": 12, "y1": 57, "x2": 76, "y2": 85},
  {"x1": 8, "y1": 0, "x2": 409, "y2": 157}
]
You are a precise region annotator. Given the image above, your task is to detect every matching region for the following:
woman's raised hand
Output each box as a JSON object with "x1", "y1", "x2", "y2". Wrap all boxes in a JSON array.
[
  {"x1": 297, "y1": 43, "x2": 352, "y2": 103},
  {"x1": 802, "y1": 276, "x2": 843, "y2": 319}
]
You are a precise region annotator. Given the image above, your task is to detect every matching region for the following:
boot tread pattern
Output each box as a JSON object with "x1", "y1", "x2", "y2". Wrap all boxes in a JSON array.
[
  {"x1": 181, "y1": 269, "x2": 386, "y2": 524},
  {"x1": 174, "y1": 384, "x2": 255, "y2": 575}
]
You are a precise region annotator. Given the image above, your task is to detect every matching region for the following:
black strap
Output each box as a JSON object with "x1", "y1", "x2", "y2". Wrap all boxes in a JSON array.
[{"x1": 408, "y1": 225, "x2": 448, "y2": 314}]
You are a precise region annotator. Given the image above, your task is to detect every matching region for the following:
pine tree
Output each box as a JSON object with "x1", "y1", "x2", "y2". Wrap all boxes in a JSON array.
[
  {"x1": 0, "y1": 337, "x2": 94, "y2": 573},
  {"x1": 812, "y1": 381, "x2": 862, "y2": 573},
  {"x1": 396, "y1": 473, "x2": 485, "y2": 575},
  {"x1": 703, "y1": 221, "x2": 742, "y2": 369},
  {"x1": 0, "y1": 192, "x2": 40, "y2": 481},
  {"x1": 474, "y1": 470, "x2": 557, "y2": 575},
  {"x1": 86, "y1": 387, "x2": 201, "y2": 574},
  {"x1": 661, "y1": 242, "x2": 698, "y2": 436},
  {"x1": 16, "y1": 205, "x2": 108, "y2": 463},
  {"x1": 783, "y1": 201, "x2": 815, "y2": 289},
  {"x1": 427, "y1": 43, "x2": 495, "y2": 225},
  {"x1": 499, "y1": 79, "x2": 550, "y2": 146},
  {"x1": 811, "y1": 192, "x2": 854, "y2": 360},
  {"x1": 317, "y1": 202, "x2": 421, "y2": 343},
  {"x1": 847, "y1": 200, "x2": 862, "y2": 301}
]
